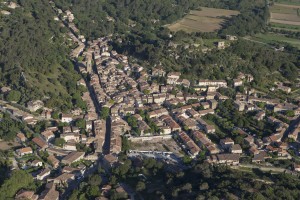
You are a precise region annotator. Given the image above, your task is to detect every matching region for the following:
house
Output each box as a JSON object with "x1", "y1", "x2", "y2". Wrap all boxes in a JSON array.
[
  {"x1": 200, "y1": 102, "x2": 210, "y2": 109},
  {"x1": 186, "y1": 109, "x2": 200, "y2": 118},
  {"x1": 61, "y1": 151, "x2": 85, "y2": 165},
  {"x1": 36, "y1": 168, "x2": 51, "y2": 180},
  {"x1": 233, "y1": 79, "x2": 243, "y2": 87},
  {"x1": 86, "y1": 121, "x2": 93, "y2": 131},
  {"x1": 167, "y1": 72, "x2": 181, "y2": 85},
  {"x1": 249, "y1": 146, "x2": 260, "y2": 155},
  {"x1": 255, "y1": 111, "x2": 265, "y2": 121},
  {"x1": 226, "y1": 35, "x2": 237, "y2": 41},
  {"x1": 32, "y1": 137, "x2": 48, "y2": 150},
  {"x1": 208, "y1": 153, "x2": 240, "y2": 165},
  {"x1": 60, "y1": 133, "x2": 80, "y2": 142},
  {"x1": 47, "y1": 155, "x2": 60, "y2": 168},
  {"x1": 63, "y1": 142, "x2": 77, "y2": 151},
  {"x1": 160, "y1": 126, "x2": 172, "y2": 135},
  {"x1": 289, "y1": 128, "x2": 299, "y2": 141},
  {"x1": 220, "y1": 138, "x2": 234, "y2": 150},
  {"x1": 244, "y1": 135, "x2": 254, "y2": 146},
  {"x1": 277, "y1": 85, "x2": 291, "y2": 93},
  {"x1": 31, "y1": 160, "x2": 43, "y2": 167},
  {"x1": 198, "y1": 109, "x2": 214, "y2": 117},
  {"x1": 54, "y1": 173, "x2": 75, "y2": 186},
  {"x1": 198, "y1": 80, "x2": 227, "y2": 88},
  {"x1": 229, "y1": 144, "x2": 242, "y2": 154},
  {"x1": 234, "y1": 101, "x2": 245, "y2": 111},
  {"x1": 41, "y1": 110, "x2": 52, "y2": 120},
  {"x1": 103, "y1": 154, "x2": 118, "y2": 170},
  {"x1": 177, "y1": 132, "x2": 201, "y2": 157},
  {"x1": 15, "y1": 190, "x2": 38, "y2": 200},
  {"x1": 38, "y1": 182, "x2": 59, "y2": 200},
  {"x1": 293, "y1": 163, "x2": 300, "y2": 172},
  {"x1": 0, "y1": 86, "x2": 11, "y2": 94},
  {"x1": 152, "y1": 68, "x2": 166, "y2": 77},
  {"x1": 208, "y1": 99, "x2": 218, "y2": 109},
  {"x1": 62, "y1": 166, "x2": 84, "y2": 176},
  {"x1": 252, "y1": 151, "x2": 270, "y2": 163},
  {"x1": 16, "y1": 147, "x2": 33, "y2": 156},
  {"x1": 71, "y1": 108, "x2": 82, "y2": 116},
  {"x1": 137, "y1": 120, "x2": 151, "y2": 135},
  {"x1": 41, "y1": 130, "x2": 55, "y2": 142},
  {"x1": 217, "y1": 41, "x2": 225, "y2": 49},
  {"x1": 61, "y1": 114, "x2": 73, "y2": 123},
  {"x1": 27, "y1": 100, "x2": 44, "y2": 112},
  {"x1": 16, "y1": 132, "x2": 26, "y2": 143}
]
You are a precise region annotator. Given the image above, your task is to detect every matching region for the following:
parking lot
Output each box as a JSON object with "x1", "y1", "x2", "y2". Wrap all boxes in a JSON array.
[{"x1": 130, "y1": 138, "x2": 183, "y2": 157}]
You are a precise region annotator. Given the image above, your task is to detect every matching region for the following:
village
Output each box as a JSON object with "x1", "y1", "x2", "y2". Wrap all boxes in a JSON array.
[{"x1": 3, "y1": 2, "x2": 300, "y2": 200}]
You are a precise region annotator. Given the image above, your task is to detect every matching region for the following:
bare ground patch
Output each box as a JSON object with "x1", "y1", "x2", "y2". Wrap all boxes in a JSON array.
[{"x1": 167, "y1": 7, "x2": 239, "y2": 33}]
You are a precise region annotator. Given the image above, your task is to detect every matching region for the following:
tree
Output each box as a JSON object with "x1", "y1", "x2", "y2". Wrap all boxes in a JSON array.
[
  {"x1": 285, "y1": 110, "x2": 295, "y2": 117},
  {"x1": 88, "y1": 174, "x2": 102, "y2": 186},
  {"x1": 54, "y1": 138, "x2": 65, "y2": 147},
  {"x1": 75, "y1": 119, "x2": 86, "y2": 129},
  {"x1": 6, "y1": 90, "x2": 21, "y2": 102},
  {"x1": 87, "y1": 185, "x2": 100, "y2": 197},
  {"x1": 52, "y1": 111, "x2": 60, "y2": 119},
  {"x1": 199, "y1": 182, "x2": 209, "y2": 191},
  {"x1": 121, "y1": 136, "x2": 131, "y2": 152},
  {"x1": 0, "y1": 170, "x2": 35, "y2": 199},
  {"x1": 136, "y1": 181, "x2": 146, "y2": 192},
  {"x1": 100, "y1": 107, "x2": 110, "y2": 119}
]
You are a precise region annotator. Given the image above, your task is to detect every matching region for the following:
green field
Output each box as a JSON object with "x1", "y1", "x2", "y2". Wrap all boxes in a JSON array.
[{"x1": 251, "y1": 33, "x2": 300, "y2": 49}]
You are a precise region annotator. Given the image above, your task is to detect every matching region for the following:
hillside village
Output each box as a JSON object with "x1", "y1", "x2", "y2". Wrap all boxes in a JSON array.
[{"x1": 2, "y1": 2, "x2": 300, "y2": 200}]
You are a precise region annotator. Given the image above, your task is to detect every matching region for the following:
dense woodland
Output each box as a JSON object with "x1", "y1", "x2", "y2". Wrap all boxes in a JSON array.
[
  {"x1": 68, "y1": 154, "x2": 300, "y2": 200},
  {"x1": 0, "y1": 0, "x2": 84, "y2": 111},
  {"x1": 0, "y1": 112, "x2": 25, "y2": 141}
]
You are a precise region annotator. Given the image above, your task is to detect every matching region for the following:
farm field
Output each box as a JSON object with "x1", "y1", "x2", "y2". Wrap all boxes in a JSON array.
[
  {"x1": 167, "y1": 7, "x2": 239, "y2": 33},
  {"x1": 251, "y1": 33, "x2": 300, "y2": 49},
  {"x1": 270, "y1": 22, "x2": 300, "y2": 31},
  {"x1": 269, "y1": 3, "x2": 300, "y2": 30},
  {"x1": 273, "y1": 0, "x2": 300, "y2": 6}
]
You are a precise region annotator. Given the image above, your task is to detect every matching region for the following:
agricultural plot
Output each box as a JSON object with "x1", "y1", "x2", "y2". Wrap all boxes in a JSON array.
[
  {"x1": 270, "y1": 3, "x2": 300, "y2": 29},
  {"x1": 251, "y1": 33, "x2": 300, "y2": 49},
  {"x1": 167, "y1": 7, "x2": 239, "y2": 33},
  {"x1": 273, "y1": 0, "x2": 300, "y2": 6}
]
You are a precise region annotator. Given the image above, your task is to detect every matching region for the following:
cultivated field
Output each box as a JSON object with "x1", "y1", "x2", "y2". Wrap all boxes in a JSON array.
[
  {"x1": 273, "y1": 0, "x2": 300, "y2": 6},
  {"x1": 270, "y1": 3, "x2": 300, "y2": 28},
  {"x1": 167, "y1": 7, "x2": 239, "y2": 33},
  {"x1": 251, "y1": 33, "x2": 300, "y2": 49}
]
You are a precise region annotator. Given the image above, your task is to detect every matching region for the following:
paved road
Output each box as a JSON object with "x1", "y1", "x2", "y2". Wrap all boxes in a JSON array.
[{"x1": 233, "y1": 163, "x2": 294, "y2": 174}]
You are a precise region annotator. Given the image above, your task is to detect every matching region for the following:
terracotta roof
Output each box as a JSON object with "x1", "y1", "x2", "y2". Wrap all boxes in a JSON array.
[
  {"x1": 18, "y1": 147, "x2": 32, "y2": 153},
  {"x1": 32, "y1": 137, "x2": 48, "y2": 148}
]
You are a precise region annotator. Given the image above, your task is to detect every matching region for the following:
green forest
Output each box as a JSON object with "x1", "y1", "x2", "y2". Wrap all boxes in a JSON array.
[
  {"x1": 69, "y1": 154, "x2": 300, "y2": 200},
  {"x1": 0, "y1": 0, "x2": 83, "y2": 111}
]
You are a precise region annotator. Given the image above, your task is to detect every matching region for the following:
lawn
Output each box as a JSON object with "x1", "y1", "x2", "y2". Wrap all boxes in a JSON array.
[{"x1": 167, "y1": 7, "x2": 239, "y2": 33}]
